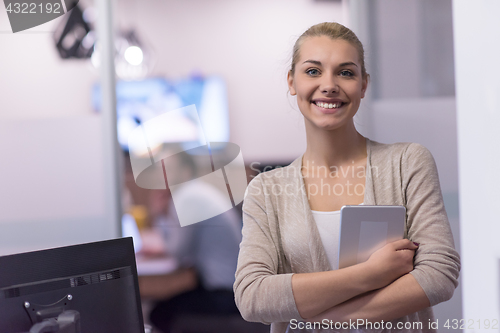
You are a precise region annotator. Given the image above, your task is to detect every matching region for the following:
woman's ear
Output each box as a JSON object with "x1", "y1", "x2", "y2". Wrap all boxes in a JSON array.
[
  {"x1": 360, "y1": 75, "x2": 369, "y2": 98},
  {"x1": 287, "y1": 70, "x2": 296, "y2": 96}
]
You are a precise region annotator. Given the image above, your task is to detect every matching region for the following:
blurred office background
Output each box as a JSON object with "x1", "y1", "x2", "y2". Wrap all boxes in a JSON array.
[{"x1": 0, "y1": 0, "x2": 498, "y2": 332}]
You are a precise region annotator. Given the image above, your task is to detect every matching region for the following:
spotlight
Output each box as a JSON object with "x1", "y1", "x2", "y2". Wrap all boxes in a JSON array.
[
  {"x1": 91, "y1": 30, "x2": 154, "y2": 80},
  {"x1": 53, "y1": 4, "x2": 94, "y2": 59},
  {"x1": 124, "y1": 46, "x2": 144, "y2": 66},
  {"x1": 115, "y1": 30, "x2": 153, "y2": 80}
]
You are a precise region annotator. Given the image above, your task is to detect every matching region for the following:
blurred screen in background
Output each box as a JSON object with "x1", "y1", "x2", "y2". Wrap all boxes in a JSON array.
[{"x1": 92, "y1": 75, "x2": 229, "y2": 150}]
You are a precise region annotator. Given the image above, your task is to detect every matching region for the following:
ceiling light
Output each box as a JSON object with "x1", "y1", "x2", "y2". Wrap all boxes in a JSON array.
[{"x1": 124, "y1": 46, "x2": 144, "y2": 66}]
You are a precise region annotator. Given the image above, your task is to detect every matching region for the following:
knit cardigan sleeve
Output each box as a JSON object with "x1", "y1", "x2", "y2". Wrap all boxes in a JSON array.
[
  {"x1": 403, "y1": 143, "x2": 461, "y2": 306},
  {"x1": 233, "y1": 174, "x2": 303, "y2": 324}
]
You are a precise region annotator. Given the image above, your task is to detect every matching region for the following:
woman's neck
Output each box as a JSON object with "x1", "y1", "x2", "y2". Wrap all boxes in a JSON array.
[{"x1": 303, "y1": 121, "x2": 366, "y2": 167}]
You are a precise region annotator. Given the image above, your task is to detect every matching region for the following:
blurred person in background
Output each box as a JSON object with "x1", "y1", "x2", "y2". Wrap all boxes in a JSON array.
[{"x1": 148, "y1": 152, "x2": 242, "y2": 333}]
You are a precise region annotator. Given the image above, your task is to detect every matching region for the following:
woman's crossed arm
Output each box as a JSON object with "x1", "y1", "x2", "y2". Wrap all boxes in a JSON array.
[{"x1": 292, "y1": 239, "x2": 419, "y2": 319}]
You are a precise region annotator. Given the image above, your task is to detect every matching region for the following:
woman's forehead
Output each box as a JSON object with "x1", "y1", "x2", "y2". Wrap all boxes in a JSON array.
[{"x1": 298, "y1": 36, "x2": 360, "y2": 66}]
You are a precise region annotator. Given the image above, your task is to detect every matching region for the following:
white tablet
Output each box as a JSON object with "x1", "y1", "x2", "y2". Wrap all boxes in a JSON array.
[{"x1": 338, "y1": 205, "x2": 406, "y2": 269}]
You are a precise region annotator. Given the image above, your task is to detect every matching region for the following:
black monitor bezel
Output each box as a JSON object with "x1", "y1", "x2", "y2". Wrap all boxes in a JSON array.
[{"x1": 0, "y1": 237, "x2": 145, "y2": 333}]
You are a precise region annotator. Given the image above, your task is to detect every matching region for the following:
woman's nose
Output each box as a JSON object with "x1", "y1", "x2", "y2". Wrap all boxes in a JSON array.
[{"x1": 320, "y1": 74, "x2": 339, "y2": 94}]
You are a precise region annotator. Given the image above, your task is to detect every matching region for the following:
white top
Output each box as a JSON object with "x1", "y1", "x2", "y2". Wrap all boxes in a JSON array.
[
  {"x1": 312, "y1": 205, "x2": 364, "y2": 333},
  {"x1": 311, "y1": 210, "x2": 341, "y2": 270},
  {"x1": 312, "y1": 203, "x2": 364, "y2": 270}
]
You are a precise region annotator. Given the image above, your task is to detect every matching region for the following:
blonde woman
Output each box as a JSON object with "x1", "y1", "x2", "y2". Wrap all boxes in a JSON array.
[{"x1": 234, "y1": 22, "x2": 460, "y2": 333}]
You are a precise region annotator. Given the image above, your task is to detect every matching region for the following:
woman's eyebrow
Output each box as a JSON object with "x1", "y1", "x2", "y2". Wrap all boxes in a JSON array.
[
  {"x1": 339, "y1": 62, "x2": 358, "y2": 67},
  {"x1": 302, "y1": 60, "x2": 322, "y2": 66},
  {"x1": 302, "y1": 60, "x2": 359, "y2": 67}
]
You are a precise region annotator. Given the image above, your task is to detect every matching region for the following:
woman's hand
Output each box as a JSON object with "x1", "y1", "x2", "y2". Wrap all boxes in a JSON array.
[
  {"x1": 363, "y1": 239, "x2": 418, "y2": 290},
  {"x1": 292, "y1": 239, "x2": 418, "y2": 319}
]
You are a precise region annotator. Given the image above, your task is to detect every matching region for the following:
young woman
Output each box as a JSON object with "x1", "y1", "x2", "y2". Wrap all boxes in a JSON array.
[{"x1": 234, "y1": 22, "x2": 460, "y2": 333}]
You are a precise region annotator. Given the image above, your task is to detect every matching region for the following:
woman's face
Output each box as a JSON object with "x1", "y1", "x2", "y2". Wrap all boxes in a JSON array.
[{"x1": 287, "y1": 36, "x2": 367, "y2": 131}]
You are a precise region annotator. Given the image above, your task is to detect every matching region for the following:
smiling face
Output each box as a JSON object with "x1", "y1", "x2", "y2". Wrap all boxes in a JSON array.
[{"x1": 287, "y1": 36, "x2": 368, "y2": 131}]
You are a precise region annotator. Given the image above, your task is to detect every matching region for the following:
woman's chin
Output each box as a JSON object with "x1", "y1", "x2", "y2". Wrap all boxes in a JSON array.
[{"x1": 307, "y1": 119, "x2": 345, "y2": 131}]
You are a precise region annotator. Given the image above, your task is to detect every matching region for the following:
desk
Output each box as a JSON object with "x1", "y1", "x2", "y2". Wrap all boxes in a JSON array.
[{"x1": 137, "y1": 256, "x2": 197, "y2": 300}]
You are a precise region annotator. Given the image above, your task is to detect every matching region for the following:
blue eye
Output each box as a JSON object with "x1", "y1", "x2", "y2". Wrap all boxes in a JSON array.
[
  {"x1": 306, "y1": 68, "x2": 320, "y2": 76},
  {"x1": 340, "y1": 70, "x2": 354, "y2": 77}
]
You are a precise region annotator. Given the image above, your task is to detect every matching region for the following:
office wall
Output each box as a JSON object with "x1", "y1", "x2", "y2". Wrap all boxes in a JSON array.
[
  {"x1": 453, "y1": 1, "x2": 500, "y2": 329},
  {"x1": 368, "y1": 0, "x2": 455, "y2": 99},
  {"x1": 0, "y1": 0, "x2": 119, "y2": 255},
  {"x1": 0, "y1": 2, "x2": 96, "y2": 119}
]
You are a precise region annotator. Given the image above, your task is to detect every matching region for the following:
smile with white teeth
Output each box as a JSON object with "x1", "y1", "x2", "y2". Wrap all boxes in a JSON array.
[{"x1": 314, "y1": 101, "x2": 343, "y2": 109}]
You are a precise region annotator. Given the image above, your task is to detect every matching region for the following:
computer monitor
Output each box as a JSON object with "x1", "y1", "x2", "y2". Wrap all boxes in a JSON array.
[{"x1": 0, "y1": 237, "x2": 145, "y2": 333}]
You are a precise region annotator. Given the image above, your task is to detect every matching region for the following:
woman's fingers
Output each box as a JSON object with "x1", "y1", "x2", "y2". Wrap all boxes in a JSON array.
[
  {"x1": 365, "y1": 239, "x2": 419, "y2": 289},
  {"x1": 390, "y1": 239, "x2": 419, "y2": 251}
]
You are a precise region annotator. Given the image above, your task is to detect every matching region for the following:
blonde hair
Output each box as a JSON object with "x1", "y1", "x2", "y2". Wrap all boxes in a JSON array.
[{"x1": 290, "y1": 22, "x2": 368, "y2": 79}]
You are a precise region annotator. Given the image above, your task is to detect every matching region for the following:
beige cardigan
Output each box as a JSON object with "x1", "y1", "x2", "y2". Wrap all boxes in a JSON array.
[{"x1": 234, "y1": 139, "x2": 460, "y2": 333}]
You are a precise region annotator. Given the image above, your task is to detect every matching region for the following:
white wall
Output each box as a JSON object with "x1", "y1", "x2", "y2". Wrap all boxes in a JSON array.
[
  {"x1": 453, "y1": 1, "x2": 500, "y2": 330},
  {"x1": 0, "y1": 2, "x2": 97, "y2": 119},
  {"x1": 0, "y1": 0, "x2": 120, "y2": 255}
]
